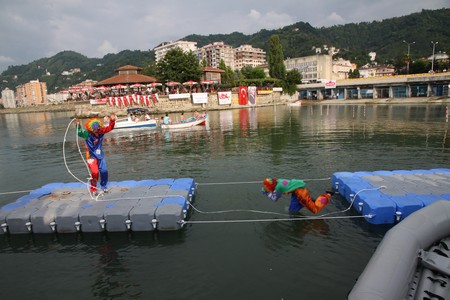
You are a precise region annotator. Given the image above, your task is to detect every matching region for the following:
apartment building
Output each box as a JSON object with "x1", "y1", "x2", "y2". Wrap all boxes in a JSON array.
[
  {"x1": 16, "y1": 80, "x2": 47, "y2": 107},
  {"x1": 285, "y1": 54, "x2": 354, "y2": 82},
  {"x1": 234, "y1": 44, "x2": 266, "y2": 70},
  {"x1": 1, "y1": 88, "x2": 16, "y2": 108},
  {"x1": 197, "y1": 42, "x2": 235, "y2": 70},
  {"x1": 153, "y1": 40, "x2": 198, "y2": 62}
]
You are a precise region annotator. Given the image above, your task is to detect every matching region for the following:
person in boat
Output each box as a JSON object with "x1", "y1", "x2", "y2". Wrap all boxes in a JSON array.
[
  {"x1": 74, "y1": 114, "x2": 116, "y2": 194},
  {"x1": 194, "y1": 110, "x2": 200, "y2": 119},
  {"x1": 261, "y1": 178, "x2": 333, "y2": 214},
  {"x1": 163, "y1": 113, "x2": 171, "y2": 124},
  {"x1": 145, "y1": 114, "x2": 151, "y2": 121}
]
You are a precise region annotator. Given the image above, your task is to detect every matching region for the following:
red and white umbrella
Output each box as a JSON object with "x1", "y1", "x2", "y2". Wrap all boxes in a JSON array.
[
  {"x1": 112, "y1": 84, "x2": 126, "y2": 89},
  {"x1": 200, "y1": 80, "x2": 214, "y2": 85},
  {"x1": 183, "y1": 80, "x2": 198, "y2": 86},
  {"x1": 147, "y1": 82, "x2": 162, "y2": 87},
  {"x1": 96, "y1": 85, "x2": 108, "y2": 91},
  {"x1": 130, "y1": 83, "x2": 144, "y2": 88},
  {"x1": 166, "y1": 81, "x2": 181, "y2": 87}
]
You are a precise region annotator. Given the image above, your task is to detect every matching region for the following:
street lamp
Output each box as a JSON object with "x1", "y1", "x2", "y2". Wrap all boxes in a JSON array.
[
  {"x1": 431, "y1": 41, "x2": 438, "y2": 73},
  {"x1": 403, "y1": 40, "x2": 415, "y2": 74}
]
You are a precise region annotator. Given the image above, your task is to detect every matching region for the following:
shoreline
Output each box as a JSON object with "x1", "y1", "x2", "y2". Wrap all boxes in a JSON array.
[{"x1": 0, "y1": 96, "x2": 449, "y2": 116}]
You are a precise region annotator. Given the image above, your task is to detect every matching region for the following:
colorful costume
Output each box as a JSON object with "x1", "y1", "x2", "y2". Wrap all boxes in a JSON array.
[
  {"x1": 77, "y1": 118, "x2": 115, "y2": 193},
  {"x1": 262, "y1": 178, "x2": 331, "y2": 214}
]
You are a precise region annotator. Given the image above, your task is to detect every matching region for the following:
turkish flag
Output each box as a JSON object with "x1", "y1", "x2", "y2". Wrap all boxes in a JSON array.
[{"x1": 238, "y1": 86, "x2": 248, "y2": 105}]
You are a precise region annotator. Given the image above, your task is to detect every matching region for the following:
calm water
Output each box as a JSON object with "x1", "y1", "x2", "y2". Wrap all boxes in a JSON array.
[{"x1": 0, "y1": 104, "x2": 449, "y2": 299}]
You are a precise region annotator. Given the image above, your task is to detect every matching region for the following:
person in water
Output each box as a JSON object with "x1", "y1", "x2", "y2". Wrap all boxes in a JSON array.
[
  {"x1": 75, "y1": 114, "x2": 116, "y2": 194},
  {"x1": 261, "y1": 178, "x2": 333, "y2": 214}
]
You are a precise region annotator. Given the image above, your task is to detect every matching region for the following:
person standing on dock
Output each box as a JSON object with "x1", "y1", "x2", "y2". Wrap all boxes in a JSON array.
[
  {"x1": 261, "y1": 178, "x2": 333, "y2": 214},
  {"x1": 74, "y1": 114, "x2": 116, "y2": 194}
]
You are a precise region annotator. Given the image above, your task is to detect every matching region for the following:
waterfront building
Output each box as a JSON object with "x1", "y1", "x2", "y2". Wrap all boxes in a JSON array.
[
  {"x1": 359, "y1": 65, "x2": 396, "y2": 78},
  {"x1": 234, "y1": 44, "x2": 266, "y2": 70},
  {"x1": 285, "y1": 54, "x2": 333, "y2": 82},
  {"x1": 1, "y1": 88, "x2": 16, "y2": 108},
  {"x1": 15, "y1": 80, "x2": 47, "y2": 107},
  {"x1": 197, "y1": 42, "x2": 235, "y2": 70},
  {"x1": 153, "y1": 40, "x2": 198, "y2": 62},
  {"x1": 95, "y1": 65, "x2": 157, "y2": 87}
]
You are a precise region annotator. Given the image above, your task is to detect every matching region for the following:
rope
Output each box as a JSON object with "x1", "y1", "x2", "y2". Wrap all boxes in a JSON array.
[
  {"x1": 182, "y1": 214, "x2": 370, "y2": 225},
  {"x1": 197, "y1": 177, "x2": 331, "y2": 186},
  {"x1": 63, "y1": 118, "x2": 96, "y2": 199},
  {"x1": 179, "y1": 186, "x2": 384, "y2": 225}
]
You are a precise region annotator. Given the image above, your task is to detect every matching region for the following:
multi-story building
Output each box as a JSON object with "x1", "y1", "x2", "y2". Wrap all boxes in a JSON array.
[
  {"x1": 197, "y1": 42, "x2": 235, "y2": 70},
  {"x1": 16, "y1": 80, "x2": 47, "y2": 107},
  {"x1": 234, "y1": 44, "x2": 266, "y2": 70},
  {"x1": 1, "y1": 88, "x2": 16, "y2": 108},
  {"x1": 359, "y1": 65, "x2": 395, "y2": 78},
  {"x1": 285, "y1": 54, "x2": 355, "y2": 82},
  {"x1": 332, "y1": 58, "x2": 357, "y2": 80},
  {"x1": 285, "y1": 54, "x2": 333, "y2": 82},
  {"x1": 153, "y1": 40, "x2": 198, "y2": 62}
]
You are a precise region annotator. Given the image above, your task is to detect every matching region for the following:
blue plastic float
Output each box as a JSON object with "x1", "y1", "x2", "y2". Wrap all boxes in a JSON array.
[
  {"x1": 331, "y1": 168, "x2": 450, "y2": 224},
  {"x1": 0, "y1": 178, "x2": 196, "y2": 234}
]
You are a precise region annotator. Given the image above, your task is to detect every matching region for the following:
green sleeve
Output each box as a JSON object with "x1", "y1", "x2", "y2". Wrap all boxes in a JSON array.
[{"x1": 76, "y1": 124, "x2": 89, "y2": 139}]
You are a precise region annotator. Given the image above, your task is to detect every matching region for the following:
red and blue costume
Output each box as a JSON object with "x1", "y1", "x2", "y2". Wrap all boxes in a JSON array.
[
  {"x1": 77, "y1": 118, "x2": 115, "y2": 193},
  {"x1": 262, "y1": 178, "x2": 331, "y2": 214}
]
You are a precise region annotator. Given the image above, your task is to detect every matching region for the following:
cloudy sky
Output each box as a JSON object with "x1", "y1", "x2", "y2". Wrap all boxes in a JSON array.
[{"x1": 0, "y1": 0, "x2": 448, "y2": 72}]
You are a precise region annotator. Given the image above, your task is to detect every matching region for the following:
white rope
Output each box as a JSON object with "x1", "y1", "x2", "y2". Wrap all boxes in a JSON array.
[
  {"x1": 181, "y1": 186, "x2": 384, "y2": 224},
  {"x1": 197, "y1": 177, "x2": 331, "y2": 186},
  {"x1": 63, "y1": 118, "x2": 96, "y2": 199},
  {"x1": 182, "y1": 214, "x2": 370, "y2": 224}
]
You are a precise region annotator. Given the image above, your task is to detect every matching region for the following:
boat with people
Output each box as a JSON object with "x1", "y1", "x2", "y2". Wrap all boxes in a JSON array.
[
  {"x1": 114, "y1": 108, "x2": 158, "y2": 129},
  {"x1": 347, "y1": 200, "x2": 450, "y2": 300},
  {"x1": 161, "y1": 114, "x2": 208, "y2": 130}
]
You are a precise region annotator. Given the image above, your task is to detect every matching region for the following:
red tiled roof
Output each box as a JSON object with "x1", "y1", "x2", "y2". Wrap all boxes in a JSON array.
[
  {"x1": 115, "y1": 65, "x2": 143, "y2": 72},
  {"x1": 95, "y1": 74, "x2": 158, "y2": 86}
]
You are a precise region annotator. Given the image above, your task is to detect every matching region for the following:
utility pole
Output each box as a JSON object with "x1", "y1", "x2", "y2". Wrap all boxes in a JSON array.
[
  {"x1": 431, "y1": 41, "x2": 438, "y2": 73},
  {"x1": 403, "y1": 40, "x2": 415, "y2": 74}
]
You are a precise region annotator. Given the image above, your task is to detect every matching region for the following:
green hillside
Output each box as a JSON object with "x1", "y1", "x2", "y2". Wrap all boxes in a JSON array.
[{"x1": 0, "y1": 8, "x2": 448, "y2": 93}]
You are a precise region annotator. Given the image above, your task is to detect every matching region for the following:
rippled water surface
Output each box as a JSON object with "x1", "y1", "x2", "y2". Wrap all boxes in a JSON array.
[{"x1": 0, "y1": 104, "x2": 449, "y2": 299}]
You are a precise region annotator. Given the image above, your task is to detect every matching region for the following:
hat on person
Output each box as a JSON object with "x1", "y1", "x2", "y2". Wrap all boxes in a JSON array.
[
  {"x1": 85, "y1": 118, "x2": 103, "y2": 132},
  {"x1": 263, "y1": 178, "x2": 277, "y2": 192}
]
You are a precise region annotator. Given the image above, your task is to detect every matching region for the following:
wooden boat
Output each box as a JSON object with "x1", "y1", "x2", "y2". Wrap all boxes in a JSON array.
[
  {"x1": 115, "y1": 108, "x2": 158, "y2": 129},
  {"x1": 347, "y1": 200, "x2": 450, "y2": 300},
  {"x1": 161, "y1": 114, "x2": 207, "y2": 130}
]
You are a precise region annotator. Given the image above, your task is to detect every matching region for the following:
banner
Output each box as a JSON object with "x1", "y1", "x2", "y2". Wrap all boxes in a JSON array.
[
  {"x1": 192, "y1": 93, "x2": 208, "y2": 104},
  {"x1": 325, "y1": 80, "x2": 336, "y2": 89},
  {"x1": 248, "y1": 86, "x2": 256, "y2": 105},
  {"x1": 217, "y1": 91, "x2": 232, "y2": 105},
  {"x1": 238, "y1": 86, "x2": 248, "y2": 105},
  {"x1": 168, "y1": 93, "x2": 190, "y2": 100}
]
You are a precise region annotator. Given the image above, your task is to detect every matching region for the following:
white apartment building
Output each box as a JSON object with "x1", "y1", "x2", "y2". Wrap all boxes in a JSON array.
[
  {"x1": 1, "y1": 88, "x2": 16, "y2": 108},
  {"x1": 153, "y1": 40, "x2": 198, "y2": 61},
  {"x1": 234, "y1": 44, "x2": 266, "y2": 70},
  {"x1": 285, "y1": 54, "x2": 354, "y2": 82},
  {"x1": 197, "y1": 42, "x2": 235, "y2": 70}
]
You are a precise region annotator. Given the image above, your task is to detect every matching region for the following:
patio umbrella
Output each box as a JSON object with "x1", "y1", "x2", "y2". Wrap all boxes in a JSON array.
[
  {"x1": 166, "y1": 81, "x2": 181, "y2": 87},
  {"x1": 183, "y1": 80, "x2": 198, "y2": 86},
  {"x1": 147, "y1": 82, "x2": 162, "y2": 87},
  {"x1": 96, "y1": 85, "x2": 108, "y2": 91},
  {"x1": 112, "y1": 84, "x2": 126, "y2": 89},
  {"x1": 130, "y1": 83, "x2": 144, "y2": 88},
  {"x1": 200, "y1": 80, "x2": 214, "y2": 85}
]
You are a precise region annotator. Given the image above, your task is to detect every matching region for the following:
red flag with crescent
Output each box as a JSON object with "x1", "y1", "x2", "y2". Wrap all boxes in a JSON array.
[{"x1": 239, "y1": 86, "x2": 248, "y2": 105}]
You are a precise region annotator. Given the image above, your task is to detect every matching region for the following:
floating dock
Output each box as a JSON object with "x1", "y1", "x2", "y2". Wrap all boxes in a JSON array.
[
  {"x1": 0, "y1": 178, "x2": 195, "y2": 234},
  {"x1": 331, "y1": 169, "x2": 450, "y2": 224}
]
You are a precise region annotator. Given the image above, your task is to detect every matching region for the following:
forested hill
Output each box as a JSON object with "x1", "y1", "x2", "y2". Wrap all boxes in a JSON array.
[{"x1": 1, "y1": 8, "x2": 448, "y2": 93}]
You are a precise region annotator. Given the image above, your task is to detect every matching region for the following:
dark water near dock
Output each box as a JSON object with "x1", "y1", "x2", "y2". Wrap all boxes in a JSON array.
[{"x1": 0, "y1": 104, "x2": 449, "y2": 299}]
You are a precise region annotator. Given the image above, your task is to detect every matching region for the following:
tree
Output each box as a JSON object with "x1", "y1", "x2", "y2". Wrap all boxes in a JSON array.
[
  {"x1": 267, "y1": 35, "x2": 286, "y2": 80},
  {"x1": 155, "y1": 47, "x2": 202, "y2": 83},
  {"x1": 284, "y1": 69, "x2": 302, "y2": 95}
]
